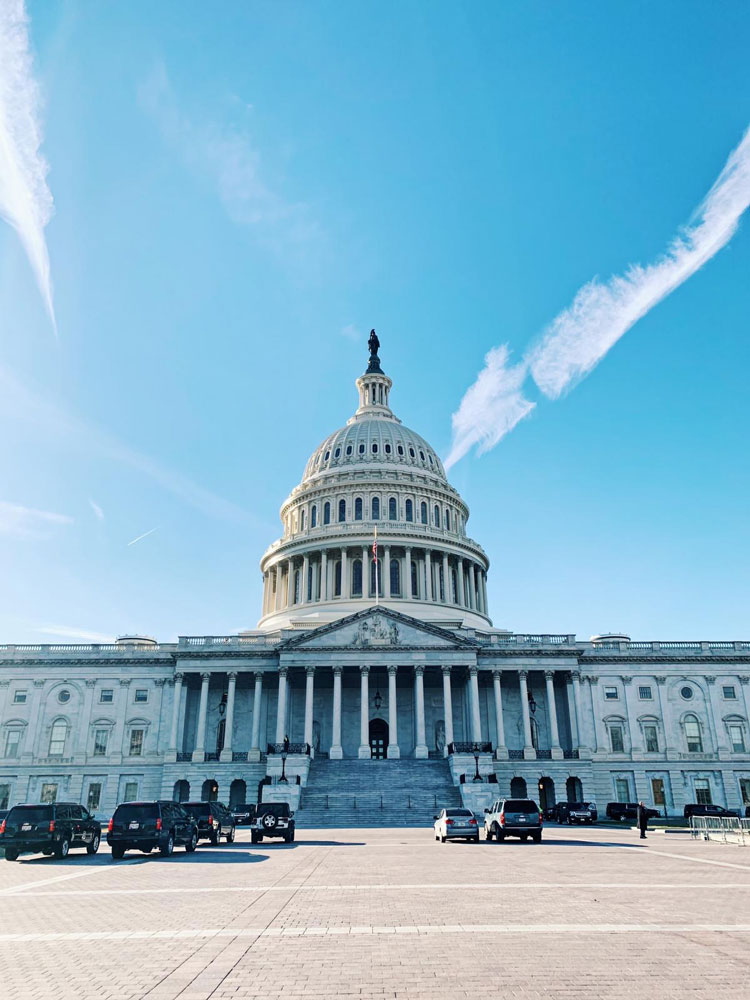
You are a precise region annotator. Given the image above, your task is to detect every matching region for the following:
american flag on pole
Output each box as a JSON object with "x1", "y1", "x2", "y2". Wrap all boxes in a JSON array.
[{"x1": 372, "y1": 526, "x2": 378, "y2": 563}]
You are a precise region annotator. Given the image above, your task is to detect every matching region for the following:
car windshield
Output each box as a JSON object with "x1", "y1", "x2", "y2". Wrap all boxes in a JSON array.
[
  {"x1": 570, "y1": 802, "x2": 589, "y2": 810},
  {"x1": 8, "y1": 805, "x2": 52, "y2": 824},
  {"x1": 114, "y1": 803, "x2": 158, "y2": 821},
  {"x1": 503, "y1": 800, "x2": 538, "y2": 813},
  {"x1": 259, "y1": 804, "x2": 288, "y2": 817},
  {"x1": 184, "y1": 803, "x2": 211, "y2": 817},
  {"x1": 445, "y1": 809, "x2": 473, "y2": 817}
]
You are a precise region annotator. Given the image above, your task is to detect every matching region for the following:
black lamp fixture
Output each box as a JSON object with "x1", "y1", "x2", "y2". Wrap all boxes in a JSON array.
[
  {"x1": 219, "y1": 692, "x2": 228, "y2": 716},
  {"x1": 528, "y1": 691, "x2": 537, "y2": 714},
  {"x1": 373, "y1": 668, "x2": 383, "y2": 712},
  {"x1": 279, "y1": 750, "x2": 289, "y2": 783}
]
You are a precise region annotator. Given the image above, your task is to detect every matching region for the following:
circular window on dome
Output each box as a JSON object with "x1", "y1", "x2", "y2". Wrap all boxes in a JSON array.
[
  {"x1": 58, "y1": 689, "x2": 71, "y2": 704},
  {"x1": 359, "y1": 443, "x2": 365, "y2": 455},
  {"x1": 346, "y1": 444, "x2": 353, "y2": 456},
  {"x1": 324, "y1": 451, "x2": 330, "y2": 461},
  {"x1": 334, "y1": 447, "x2": 340, "y2": 458},
  {"x1": 372, "y1": 442, "x2": 378, "y2": 453},
  {"x1": 397, "y1": 444, "x2": 404, "y2": 456},
  {"x1": 385, "y1": 443, "x2": 391, "y2": 454},
  {"x1": 409, "y1": 447, "x2": 415, "y2": 458},
  {"x1": 681, "y1": 686, "x2": 694, "y2": 700},
  {"x1": 419, "y1": 450, "x2": 425, "y2": 461}
]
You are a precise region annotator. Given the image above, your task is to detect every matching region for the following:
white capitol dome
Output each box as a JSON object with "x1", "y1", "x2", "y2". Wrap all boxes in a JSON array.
[{"x1": 258, "y1": 333, "x2": 490, "y2": 630}]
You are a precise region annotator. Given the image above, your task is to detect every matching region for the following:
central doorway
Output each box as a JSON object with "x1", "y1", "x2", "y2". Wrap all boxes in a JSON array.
[{"x1": 369, "y1": 718, "x2": 389, "y2": 759}]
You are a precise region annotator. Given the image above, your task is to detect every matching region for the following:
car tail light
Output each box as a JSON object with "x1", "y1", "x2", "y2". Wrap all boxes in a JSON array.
[
  {"x1": 469, "y1": 818, "x2": 477, "y2": 825},
  {"x1": 0, "y1": 819, "x2": 5, "y2": 835},
  {"x1": 49, "y1": 820, "x2": 55, "y2": 833},
  {"x1": 499, "y1": 813, "x2": 505, "y2": 826},
  {"x1": 445, "y1": 819, "x2": 454, "y2": 826},
  {"x1": 208, "y1": 815, "x2": 213, "y2": 827},
  {"x1": 108, "y1": 818, "x2": 114, "y2": 833},
  {"x1": 156, "y1": 818, "x2": 162, "y2": 831},
  {"x1": 539, "y1": 813, "x2": 543, "y2": 825}
]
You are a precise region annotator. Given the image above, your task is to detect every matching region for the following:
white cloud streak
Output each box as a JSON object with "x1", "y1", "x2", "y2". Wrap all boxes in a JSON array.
[
  {"x1": 0, "y1": 500, "x2": 72, "y2": 538},
  {"x1": 89, "y1": 499, "x2": 104, "y2": 521},
  {"x1": 341, "y1": 324, "x2": 361, "y2": 342},
  {"x1": 0, "y1": 0, "x2": 55, "y2": 328},
  {"x1": 35, "y1": 625, "x2": 115, "y2": 643},
  {"x1": 127, "y1": 527, "x2": 158, "y2": 547},
  {"x1": 446, "y1": 127, "x2": 750, "y2": 468}
]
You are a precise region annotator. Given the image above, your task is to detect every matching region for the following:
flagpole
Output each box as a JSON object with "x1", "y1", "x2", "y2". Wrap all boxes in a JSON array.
[{"x1": 374, "y1": 526, "x2": 379, "y2": 606}]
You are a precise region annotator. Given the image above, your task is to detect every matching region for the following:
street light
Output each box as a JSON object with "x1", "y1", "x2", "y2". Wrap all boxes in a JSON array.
[
  {"x1": 472, "y1": 742, "x2": 482, "y2": 782},
  {"x1": 528, "y1": 692, "x2": 537, "y2": 714},
  {"x1": 279, "y1": 750, "x2": 289, "y2": 783}
]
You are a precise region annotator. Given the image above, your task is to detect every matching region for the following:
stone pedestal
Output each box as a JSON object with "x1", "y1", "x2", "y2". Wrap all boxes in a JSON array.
[
  {"x1": 494, "y1": 746, "x2": 509, "y2": 761},
  {"x1": 551, "y1": 747, "x2": 564, "y2": 760},
  {"x1": 329, "y1": 745, "x2": 343, "y2": 760},
  {"x1": 387, "y1": 744, "x2": 401, "y2": 759},
  {"x1": 523, "y1": 747, "x2": 537, "y2": 760},
  {"x1": 414, "y1": 744, "x2": 428, "y2": 759}
]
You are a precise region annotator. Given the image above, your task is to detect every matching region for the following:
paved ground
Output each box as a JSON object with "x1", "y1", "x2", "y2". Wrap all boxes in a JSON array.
[{"x1": 2, "y1": 824, "x2": 750, "y2": 999}]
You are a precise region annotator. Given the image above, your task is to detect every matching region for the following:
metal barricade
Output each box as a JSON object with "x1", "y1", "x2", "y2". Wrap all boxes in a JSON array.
[{"x1": 690, "y1": 815, "x2": 750, "y2": 845}]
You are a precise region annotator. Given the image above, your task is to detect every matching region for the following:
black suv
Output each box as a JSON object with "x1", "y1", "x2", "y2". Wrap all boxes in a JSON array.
[
  {"x1": 107, "y1": 801, "x2": 198, "y2": 859},
  {"x1": 1, "y1": 803, "x2": 101, "y2": 861},
  {"x1": 184, "y1": 801, "x2": 236, "y2": 844},
  {"x1": 684, "y1": 803, "x2": 740, "y2": 819},
  {"x1": 250, "y1": 802, "x2": 295, "y2": 843},
  {"x1": 605, "y1": 802, "x2": 660, "y2": 822}
]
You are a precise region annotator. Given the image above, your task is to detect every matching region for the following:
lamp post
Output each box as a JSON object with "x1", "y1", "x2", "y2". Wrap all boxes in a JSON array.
[
  {"x1": 279, "y1": 750, "x2": 289, "y2": 783},
  {"x1": 472, "y1": 742, "x2": 482, "y2": 782}
]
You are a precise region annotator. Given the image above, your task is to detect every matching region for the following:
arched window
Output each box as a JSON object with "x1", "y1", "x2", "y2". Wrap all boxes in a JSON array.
[
  {"x1": 201, "y1": 778, "x2": 218, "y2": 802},
  {"x1": 372, "y1": 497, "x2": 380, "y2": 520},
  {"x1": 445, "y1": 507, "x2": 450, "y2": 530},
  {"x1": 405, "y1": 499, "x2": 413, "y2": 522},
  {"x1": 370, "y1": 558, "x2": 383, "y2": 597},
  {"x1": 48, "y1": 720, "x2": 67, "y2": 757},
  {"x1": 352, "y1": 559, "x2": 363, "y2": 597},
  {"x1": 411, "y1": 561, "x2": 419, "y2": 599},
  {"x1": 173, "y1": 779, "x2": 190, "y2": 803},
  {"x1": 684, "y1": 715, "x2": 703, "y2": 752},
  {"x1": 300, "y1": 509, "x2": 306, "y2": 530},
  {"x1": 372, "y1": 442, "x2": 378, "y2": 454},
  {"x1": 293, "y1": 570, "x2": 300, "y2": 604},
  {"x1": 388, "y1": 497, "x2": 397, "y2": 520},
  {"x1": 338, "y1": 499, "x2": 346, "y2": 522},
  {"x1": 354, "y1": 497, "x2": 363, "y2": 521},
  {"x1": 323, "y1": 502, "x2": 331, "y2": 525},
  {"x1": 451, "y1": 569, "x2": 458, "y2": 603},
  {"x1": 420, "y1": 501, "x2": 428, "y2": 524},
  {"x1": 510, "y1": 777, "x2": 527, "y2": 798},
  {"x1": 390, "y1": 558, "x2": 400, "y2": 596},
  {"x1": 334, "y1": 560, "x2": 342, "y2": 597},
  {"x1": 310, "y1": 505, "x2": 317, "y2": 528},
  {"x1": 359, "y1": 443, "x2": 365, "y2": 455},
  {"x1": 434, "y1": 505, "x2": 440, "y2": 527},
  {"x1": 437, "y1": 563, "x2": 445, "y2": 601}
]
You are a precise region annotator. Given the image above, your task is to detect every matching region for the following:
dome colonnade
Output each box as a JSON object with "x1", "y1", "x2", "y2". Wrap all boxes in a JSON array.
[{"x1": 258, "y1": 336, "x2": 490, "y2": 630}]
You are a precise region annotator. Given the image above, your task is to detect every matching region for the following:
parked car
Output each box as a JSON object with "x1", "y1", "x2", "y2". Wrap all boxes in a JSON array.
[
  {"x1": 1, "y1": 802, "x2": 101, "y2": 861},
  {"x1": 107, "y1": 801, "x2": 198, "y2": 859},
  {"x1": 565, "y1": 802, "x2": 598, "y2": 824},
  {"x1": 484, "y1": 798, "x2": 543, "y2": 842},
  {"x1": 683, "y1": 803, "x2": 740, "y2": 819},
  {"x1": 606, "y1": 802, "x2": 659, "y2": 822},
  {"x1": 184, "y1": 801, "x2": 235, "y2": 844},
  {"x1": 231, "y1": 804, "x2": 256, "y2": 826},
  {"x1": 250, "y1": 802, "x2": 295, "y2": 843},
  {"x1": 433, "y1": 808, "x2": 480, "y2": 842}
]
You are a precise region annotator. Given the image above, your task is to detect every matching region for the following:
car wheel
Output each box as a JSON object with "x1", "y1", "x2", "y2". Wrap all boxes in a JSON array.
[
  {"x1": 111, "y1": 846, "x2": 125, "y2": 860},
  {"x1": 55, "y1": 837, "x2": 70, "y2": 860},
  {"x1": 532, "y1": 833, "x2": 542, "y2": 843},
  {"x1": 491, "y1": 824, "x2": 500, "y2": 841},
  {"x1": 497, "y1": 832, "x2": 505, "y2": 842},
  {"x1": 485, "y1": 828, "x2": 493, "y2": 841},
  {"x1": 185, "y1": 832, "x2": 198, "y2": 853},
  {"x1": 141, "y1": 846, "x2": 152, "y2": 853},
  {"x1": 287, "y1": 828, "x2": 295, "y2": 843},
  {"x1": 161, "y1": 833, "x2": 174, "y2": 857},
  {"x1": 250, "y1": 831, "x2": 259, "y2": 844},
  {"x1": 226, "y1": 826, "x2": 235, "y2": 843},
  {"x1": 87, "y1": 835, "x2": 100, "y2": 855},
  {"x1": 440, "y1": 835, "x2": 446, "y2": 843},
  {"x1": 210, "y1": 831, "x2": 219, "y2": 846},
  {"x1": 473, "y1": 836, "x2": 480, "y2": 843},
  {"x1": 4, "y1": 848, "x2": 19, "y2": 861}
]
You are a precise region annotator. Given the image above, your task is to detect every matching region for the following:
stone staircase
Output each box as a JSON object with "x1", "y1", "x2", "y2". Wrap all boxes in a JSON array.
[{"x1": 296, "y1": 757, "x2": 462, "y2": 827}]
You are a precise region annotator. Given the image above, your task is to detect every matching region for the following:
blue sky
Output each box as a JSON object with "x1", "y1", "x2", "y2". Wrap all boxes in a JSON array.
[{"x1": 1, "y1": 1, "x2": 749, "y2": 643}]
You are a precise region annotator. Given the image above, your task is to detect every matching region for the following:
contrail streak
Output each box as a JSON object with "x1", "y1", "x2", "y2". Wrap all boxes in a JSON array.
[
  {"x1": 0, "y1": 0, "x2": 55, "y2": 328},
  {"x1": 127, "y1": 527, "x2": 158, "y2": 547}
]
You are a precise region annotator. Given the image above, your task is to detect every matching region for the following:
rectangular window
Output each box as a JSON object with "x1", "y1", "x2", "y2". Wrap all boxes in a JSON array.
[
  {"x1": 99, "y1": 689, "x2": 113, "y2": 704},
  {"x1": 694, "y1": 778, "x2": 712, "y2": 805},
  {"x1": 129, "y1": 729, "x2": 144, "y2": 756},
  {"x1": 48, "y1": 721, "x2": 67, "y2": 756},
  {"x1": 728, "y1": 724, "x2": 746, "y2": 753},
  {"x1": 685, "y1": 719, "x2": 703, "y2": 753},
  {"x1": 740, "y1": 779, "x2": 750, "y2": 805},
  {"x1": 638, "y1": 686, "x2": 653, "y2": 700},
  {"x1": 615, "y1": 778, "x2": 630, "y2": 803},
  {"x1": 40, "y1": 783, "x2": 58, "y2": 804},
  {"x1": 644, "y1": 725, "x2": 659, "y2": 753},
  {"x1": 609, "y1": 726, "x2": 624, "y2": 753},
  {"x1": 87, "y1": 783, "x2": 102, "y2": 812},
  {"x1": 93, "y1": 728, "x2": 109, "y2": 756},
  {"x1": 4, "y1": 730, "x2": 21, "y2": 759},
  {"x1": 723, "y1": 686, "x2": 737, "y2": 700},
  {"x1": 604, "y1": 686, "x2": 618, "y2": 700},
  {"x1": 12, "y1": 690, "x2": 27, "y2": 704},
  {"x1": 134, "y1": 689, "x2": 148, "y2": 704},
  {"x1": 123, "y1": 781, "x2": 138, "y2": 802},
  {"x1": 651, "y1": 777, "x2": 666, "y2": 806},
  {"x1": 0, "y1": 784, "x2": 9, "y2": 809}
]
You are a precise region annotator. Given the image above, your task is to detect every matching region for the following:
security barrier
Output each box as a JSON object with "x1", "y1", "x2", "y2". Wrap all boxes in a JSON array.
[{"x1": 690, "y1": 815, "x2": 750, "y2": 845}]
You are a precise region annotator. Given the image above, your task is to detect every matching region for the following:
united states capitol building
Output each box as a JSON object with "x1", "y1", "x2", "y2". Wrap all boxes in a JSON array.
[{"x1": 1, "y1": 336, "x2": 749, "y2": 822}]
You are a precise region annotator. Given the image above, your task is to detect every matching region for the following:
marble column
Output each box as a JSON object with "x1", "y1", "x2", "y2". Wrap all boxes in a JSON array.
[
  {"x1": 275, "y1": 667, "x2": 289, "y2": 745},
  {"x1": 192, "y1": 672, "x2": 211, "y2": 762},
  {"x1": 571, "y1": 671, "x2": 585, "y2": 751},
  {"x1": 425, "y1": 550, "x2": 433, "y2": 601},
  {"x1": 414, "y1": 666, "x2": 428, "y2": 758},
  {"x1": 405, "y1": 548, "x2": 412, "y2": 599},
  {"x1": 519, "y1": 670, "x2": 536, "y2": 759},
  {"x1": 442, "y1": 666, "x2": 454, "y2": 756},
  {"x1": 220, "y1": 671, "x2": 237, "y2": 761},
  {"x1": 361, "y1": 544, "x2": 368, "y2": 597},
  {"x1": 286, "y1": 559, "x2": 295, "y2": 606},
  {"x1": 250, "y1": 672, "x2": 263, "y2": 754},
  {"x1": 320, "y1": 550, "x2": 328, "y2": 601},
  {"x1": 301, "y1": 555, "x2": 309, "y2": 603},
  {"x1": 467, "y1": 564, "x2": 475, "y2": 611},
  {"x1": 304, "y1": 667, "x2": 315, "y2": 754},
  {"x1": 341, "y1": 547, "x2": 349, "y2": 599},
  {"x1": 457, "y1": 560, "x2": 465, "y2": 608},
  {"x1": 705, "y1": 676, "x2": 725, "y2": 753},
  {"x1": 545, "y1": 670, "x2": 563, "y2": 758},
  {"x1": 330, "y1": 667, "x2": 343, "y2": 759},
  {"x1": 442, "y1": 552, "x2": 450, "y2": 603},
  {"x1": 492, "y1": 670, "x2": 508, "y2": 759},
  {"x1": 481, "y1": 571, "x2": 488, "y2": 613},
  {"x1": 275, "y1": 564, "x2": 283, "y2": 611},
  {"x1": 387, "y1": 665, "x2": 400, "y2": 758},
  {"x1": 468, "y1": 666, "x2": 482, "y2": 742},
  {"x1": 384, "y1": 545, "x2": 391, "y2": 598},
  {"x1": 359, "y1": 666, "x2": 371, "y2": 758}
]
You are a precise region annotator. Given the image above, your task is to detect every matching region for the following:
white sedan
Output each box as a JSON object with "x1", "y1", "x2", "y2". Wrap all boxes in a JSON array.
[{"x1": 433, "y1": 808, "x2": 480, "y2": 842}]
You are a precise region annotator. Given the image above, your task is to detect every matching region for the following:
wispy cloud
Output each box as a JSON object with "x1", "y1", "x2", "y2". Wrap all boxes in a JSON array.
[
  {"x1": 0, "y1": 500, "x2": 72, "y2": 538},
  {"x1": 0, "y1": 0, "x2": 55, "y2": 328},
  {"x1": 35, "y1": 625, "x2": 115, "y2": 643},
  {"x1": 139, "y1": 63, "x2": 320, "y2": 255},
  {"x1": 446, "y1": 127, "x2": 750, "y2": 468},
  {"x1": 127, "y1": 526, "x2": 158, "y2": 547},
  {"x1": 341, "y1": 324, "x2": 361, "y2": 343},
  {"x1": 89, "y1": 499, "x2": 104, "y2": 521}
]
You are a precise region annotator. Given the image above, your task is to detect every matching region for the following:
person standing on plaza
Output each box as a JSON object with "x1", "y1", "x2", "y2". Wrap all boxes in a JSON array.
[{"x1": 637, "y1": 801, "x2": 649, "y2": 839}]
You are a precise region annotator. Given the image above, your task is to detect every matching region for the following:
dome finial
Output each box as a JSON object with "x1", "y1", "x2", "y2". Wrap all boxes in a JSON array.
[{"x1": 366, "y1": 329, "x2": 383, "y2": 374}]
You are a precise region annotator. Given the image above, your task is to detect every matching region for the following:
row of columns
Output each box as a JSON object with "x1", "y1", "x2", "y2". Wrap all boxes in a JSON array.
[{"x1": 261, "y1": 547, "x2": 488, "y2": 616}]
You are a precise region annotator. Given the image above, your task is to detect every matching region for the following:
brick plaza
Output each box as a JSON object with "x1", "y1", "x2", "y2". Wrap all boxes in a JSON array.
[{"x1": 1, "y1": 825, "x2": 750, "y2": 999}]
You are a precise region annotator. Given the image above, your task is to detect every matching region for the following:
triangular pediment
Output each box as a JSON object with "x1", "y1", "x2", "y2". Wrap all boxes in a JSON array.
[{"x1": 279, "y1": 606, "x2": 478, "y2": 650}]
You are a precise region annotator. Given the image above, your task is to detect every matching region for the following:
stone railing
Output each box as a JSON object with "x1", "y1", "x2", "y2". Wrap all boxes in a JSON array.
[
  {"x1": 176, "y1": 752, "x2": 192, "y2": 762},
  {"x1": 563, "y1": 749, "x2": 580, "y2": 760},
  {"x1": 262, "y1": 521, "x2": 488, "y2": 560},
  {"x1": 447, "y1": 741, "x2": 493, "y2": 755},
  {"x1": 508, "y1": 749, "x2": 524, "y2": 760},
  {"x1": 267, "y1": 742, "x2": 311, "y2": 755},
  {"x1": 178, "y1": 635, "x2": 282, "y2": 647},
  {"x1": 482, "y1": 634, "x2": 575, "y2": 647}
]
